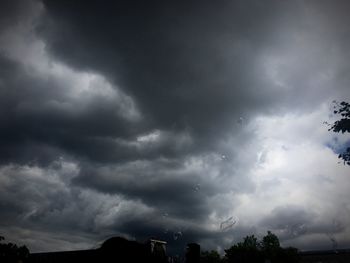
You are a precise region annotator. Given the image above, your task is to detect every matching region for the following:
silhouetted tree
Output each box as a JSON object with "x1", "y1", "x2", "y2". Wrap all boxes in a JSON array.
[
  {"x1": 224, "y1": 232, "x2": 299, "y2": 263},
  {"x1": 0, "y1": 236, "x2": 29, "y2": 263},
  {"x1": 224, "y1": 235, "x2": 263, "y2": 263},
  {"x1": 278, "y1": 247, "x2": 300, "y2": 263},
  {"x1": 328, "y1": 100, "x2": 350, "y2": 165},
  {"x1": 200, "y1": 250, "x2": 221, "y2": 263},
  {"x1": 261, "y1": 231, "x2": 280, "y2": 261}
]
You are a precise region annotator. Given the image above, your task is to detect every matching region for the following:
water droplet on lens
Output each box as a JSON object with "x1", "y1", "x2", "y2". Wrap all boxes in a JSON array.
[
  {"x1": 220, "y1": 216, "x2": 238, "y2": 231},
  {"x1": 193, "y1": 184, "x2": 200, "y2": 192},
  {"x1": 173, "y1": 231, "x2": 182, "y2": 240},
  {"x1": 329, "y1": 236, "x2": 338, "y2": 252},
  {"x1": 162, "y1": 212, "x2": 169, "y2": 218}
]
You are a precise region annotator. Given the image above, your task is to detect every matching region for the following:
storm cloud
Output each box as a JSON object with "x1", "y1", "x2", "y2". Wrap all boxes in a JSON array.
[{"x1": 0, "y1": 0, "x2": 350, "y2": 254}]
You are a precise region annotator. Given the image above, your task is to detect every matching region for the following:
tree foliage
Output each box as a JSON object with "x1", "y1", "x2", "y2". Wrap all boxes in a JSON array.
[
  {"x1": 0, "y1": 236, "x2": 29, "y2": 263},
  {"x1": 328, "y1": 101, "x2": 350, "y2": 165},
  {"x1": 224, "y1": 235, "x2": 263, "y2": 263},
  {"x1": 330, "y1": 101, "x2": 350, "y2": 133},
  {"x1": 223, "y1": 231, "x2": 299, "y2": 263},
  {"x1": 201, "y1": 250, "x2": 222, "y2": 263},
  {"x1": 261, "y1": 231, "x2": 280, "y2": 250},
  {"x1": 261, "y1": 231, "x2": 280, "y2": 260}
]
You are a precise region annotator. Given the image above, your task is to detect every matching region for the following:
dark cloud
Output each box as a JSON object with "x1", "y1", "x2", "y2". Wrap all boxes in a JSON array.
[
  {"x1": 74, "y1": 159, "x2": 225, "y2": 220},
  {"x1": 1, "y1": 0, "x2": 350, "y2": 255},
  {"x1": 0, "y1": 0, "x2": 35, "y2": 32},
  {"x1": 259, "y1": 205, "x2": 315, "y2": 239},
  {"x1": 0, "y1": 53, "x2": 147, "y2": 165},
  {"x1": 39, "y1": 0, "x2": 295, "y2": 142},
  {"x1": 38, "y1": 0, "x2": 350, "y2": 155}
]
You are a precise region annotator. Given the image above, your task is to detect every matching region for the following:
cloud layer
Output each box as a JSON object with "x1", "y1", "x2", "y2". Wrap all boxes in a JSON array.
[{"x1": 0, "y1": 0, "x2": 350, "y2": 254}]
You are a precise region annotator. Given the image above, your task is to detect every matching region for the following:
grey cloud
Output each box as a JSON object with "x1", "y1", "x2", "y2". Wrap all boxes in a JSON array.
[
  {"x1": 1, "y1": 0, "x2": 350, "y2": 255},
  {"x1": 0, "y1": 53, "x2": 149, "y2": 165},
  {"x1": 74, "y1": 159, "x2": 230, "y2": 220},
  {"x1": 258, "y1": 204, "x2": 350, "y2": 251},
  {"x1": 259, "y1": 205, "x2": 316, "y2": 239},
  {"x1": 39, "y1": 1, "x2": 292, "y2": 139},
  {"x1": 0, "y1": 162, "x2": 156, "y2": 250},
  {"x1": 0, "y1": 0, "x2": 37, "y2": 32},
  {"x1": 38, "y1": 0, "x2": 350, "y2": 158}
]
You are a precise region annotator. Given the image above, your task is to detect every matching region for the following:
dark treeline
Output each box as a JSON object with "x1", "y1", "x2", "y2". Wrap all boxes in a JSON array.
[
  {"x1": 0, "y1": 236, "x2": 29, "y2": 263},
  {"x1": 1, "y1": 231, "x2": 300, "y2": 263},
  {"x1": 201, "y1": 231, "x2": 299, "y2": 263}
]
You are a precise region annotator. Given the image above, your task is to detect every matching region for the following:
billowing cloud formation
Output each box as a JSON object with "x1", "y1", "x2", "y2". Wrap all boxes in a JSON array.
[{"x1": 0, "y1": 0, "x2": 350, "y2": 254}]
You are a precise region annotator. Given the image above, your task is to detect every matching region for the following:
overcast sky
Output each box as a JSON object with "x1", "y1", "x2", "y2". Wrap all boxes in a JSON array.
[{"x1": 1, "y1": 0, "x2": 350, "y2": 255}]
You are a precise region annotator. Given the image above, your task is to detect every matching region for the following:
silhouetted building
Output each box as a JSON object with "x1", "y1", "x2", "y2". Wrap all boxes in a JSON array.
[
  {"x1": 28, "y1": 249, "x2": 98, "y2": 263},
  {"x1": 99, "y1": 236, "x2": 149, "y2": 262},
  {"x1": 185, "y1": 243, "x2": 200, "y2": 263},
  {"x1": 29, "y1": 238, "x2": 350, "y2": 263},
  {"x1": 148, "y1": 239, "x2": 167, "y2": 262},
  {"x1": 299, "y1": 249, "x2": 350, "y2": 263},
  {"x1": 28, "y1": 236, "x2": 168, "y2": 263}
]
